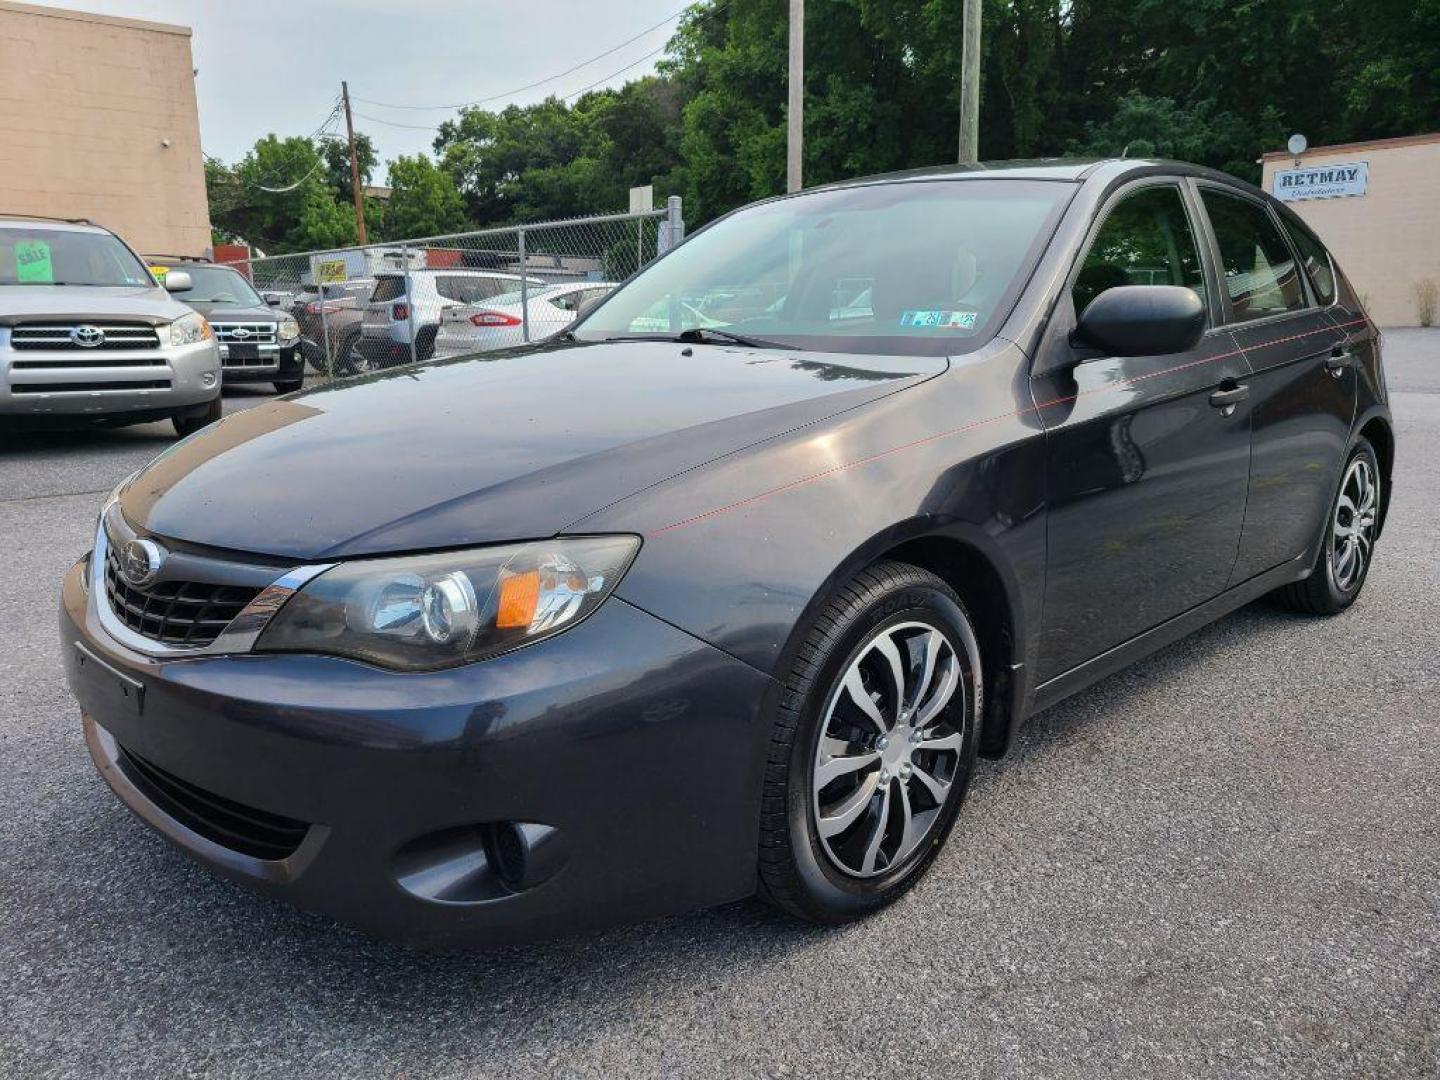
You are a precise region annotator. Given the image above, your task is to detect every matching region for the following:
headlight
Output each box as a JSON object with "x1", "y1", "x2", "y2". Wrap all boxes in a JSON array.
[
  {"x1": 164, "y1": 312, "x2": 212, "y2": 347},
  {"x1": 277, "y1": 316, "x2": 300, "y2": 342},
  {"x1": 256, "y1": 535, "x2": 641, "y2": 671}
]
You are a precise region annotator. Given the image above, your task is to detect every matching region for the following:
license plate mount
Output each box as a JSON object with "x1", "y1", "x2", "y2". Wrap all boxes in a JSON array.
[{"x1": 73, "y1": 641, "x2": 144, "y2": 716}]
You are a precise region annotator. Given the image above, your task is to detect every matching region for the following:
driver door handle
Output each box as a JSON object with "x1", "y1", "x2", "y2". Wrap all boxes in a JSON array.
[
  {"x1": 1209, "y1": 383, "x2": 1249, "y2": 410},
  {"x1": 1325, "y1": 347, "x2": 1353, "y2": 376}
]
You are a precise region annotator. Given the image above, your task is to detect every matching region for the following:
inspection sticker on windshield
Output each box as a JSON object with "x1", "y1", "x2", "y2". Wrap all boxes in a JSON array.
[
  {"x1": 900, "y1": 309, "x2": 977, "y2": 329},
  {"x1": 16, "y1": 240, "x2": 53, "y2": 283}
]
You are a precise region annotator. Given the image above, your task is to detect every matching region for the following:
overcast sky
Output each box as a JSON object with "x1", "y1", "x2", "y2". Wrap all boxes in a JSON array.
[{"x1": 26, "y1": 0, "x2": 681, "y2": 181}]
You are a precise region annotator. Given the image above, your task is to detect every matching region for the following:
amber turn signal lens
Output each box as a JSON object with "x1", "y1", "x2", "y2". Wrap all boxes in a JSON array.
[{"x1": 496, "y1": 568, "x2": 541, "y2": 629}]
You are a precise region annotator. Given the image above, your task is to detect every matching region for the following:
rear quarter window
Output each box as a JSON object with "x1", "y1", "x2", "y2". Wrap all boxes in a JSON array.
[
  {"x1": 1283, "y1": 220, "x2": 1337, "y2": 306},
  {"x1": 370, "y1": 275, "x2": 407, "y2": 303}
]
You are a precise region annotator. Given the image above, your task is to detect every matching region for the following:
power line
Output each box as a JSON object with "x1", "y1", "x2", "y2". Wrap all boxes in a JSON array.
[{"x1": 353, "y1": 4, "x2": 691, "y2": 112}]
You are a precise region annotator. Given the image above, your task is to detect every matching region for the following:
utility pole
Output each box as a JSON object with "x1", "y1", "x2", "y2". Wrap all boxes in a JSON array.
[
  {"x1": 341, "y1": 81, "x2": 368, "y2": 245},
  {"x1": 786, "y1": 0, "x2": 804, "y2": 192},
  {"x1": 957, "y1": 0, "x2": 981, "y2": 165}
]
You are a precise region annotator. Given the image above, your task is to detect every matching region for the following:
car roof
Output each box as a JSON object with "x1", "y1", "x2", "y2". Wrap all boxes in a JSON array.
[
  {"x1": 374, "y1": 268, "x2": 529, "y2": 278},
  {"x1": 0, "y1": 215, "x2": 109, "y2": 234},
  {"x1": 807, "y1": 157, "x2": 1265, "y2": 197}
]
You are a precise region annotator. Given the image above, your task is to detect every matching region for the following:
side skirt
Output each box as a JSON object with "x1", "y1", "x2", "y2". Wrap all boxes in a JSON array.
[{"x1": 1027, "y1": 553, "x2": 1311, "y2": 716}]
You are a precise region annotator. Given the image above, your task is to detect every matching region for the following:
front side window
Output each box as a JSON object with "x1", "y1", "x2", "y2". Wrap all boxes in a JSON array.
[
  {"x1": 1283, "y1": 220, "x2": 1336, "y2": 306},
  {"x1": 575, "y1": 179, "x2": 1072, "y2": 356},
  {"x1": 163, "y1": 265, "x2": 263, "y2": 306},
  {"x1": 0, "y1": 227, "x2": 152, "y2": 287},
  {"x1": 1201, "y1": 189, "x2": 1307, "y2": 322},
  {"x1": 1072, "y1": 184, "x2": 1207, "y2": 315}
]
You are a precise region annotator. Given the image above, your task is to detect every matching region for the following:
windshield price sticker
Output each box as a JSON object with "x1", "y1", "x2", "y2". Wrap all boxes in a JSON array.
[
  {"x1": 900, "y1": 309, "x2": 977, "y2": 329},
  {"x1": 16, "y1": 239, "x2": 54, "y2": 283}
]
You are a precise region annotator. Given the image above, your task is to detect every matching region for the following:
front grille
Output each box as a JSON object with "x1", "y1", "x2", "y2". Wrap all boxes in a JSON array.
[
  {"x1": 11, "y1": 322, "x2": 160, "y2": 351},
  {"x1": 116, "y1": 743, "x2": 310, "y2": 861},
  {"x1": 103, "y1": 544, "x2": 262, "y2": 647},
  {"x1": 11, "y1": 358, "x2": 166, "y2": 370},
  {"x1": 14, "y1": 379, "x2": 170, "y2": 394},
  {"x1": 212, "y1": 322, "x2": 277, "y2": 345}
]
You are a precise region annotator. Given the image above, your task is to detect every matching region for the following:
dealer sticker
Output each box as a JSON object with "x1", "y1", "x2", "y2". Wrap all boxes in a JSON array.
[{"x1": 900, "y1": 309, "x2": 977, "y2": 329}]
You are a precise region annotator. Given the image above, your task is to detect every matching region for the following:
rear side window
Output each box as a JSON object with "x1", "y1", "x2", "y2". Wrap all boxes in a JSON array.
[
  {"x1": 1200, "y1": 189, "x2": 1307, "y2": 322},
  {"x1": 1072, "y1": 184, "x2": 1207, "y2": 316},
  {"x1": 1284, "y1": 222, "x2": 1336, "y2": 305},
  {"x1": 370, "y1": 275, "x2": 406, "y2": 303}
]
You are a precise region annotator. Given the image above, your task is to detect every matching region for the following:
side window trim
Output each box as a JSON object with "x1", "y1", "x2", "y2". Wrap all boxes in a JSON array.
[
  {"x1": 1275, "y1": 210, "x2": 1338, "y2": 310},
  {"x1": 1192, "y1": 179, "x2": 1314, "y2": 326},
  {"x1": 1065, "y1": 176, "x2": 1215, "y2": 331}
]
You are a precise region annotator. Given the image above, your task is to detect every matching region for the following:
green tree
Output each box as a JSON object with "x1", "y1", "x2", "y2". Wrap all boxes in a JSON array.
[{"x1": 383, "y1": 154, "x2": 468, "y2": 238}]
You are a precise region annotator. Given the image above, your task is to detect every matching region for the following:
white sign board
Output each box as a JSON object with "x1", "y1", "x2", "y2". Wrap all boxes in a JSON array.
[
  {"x1": 1272, "y1": 161, "x2": 1368, "y2": 201},
  {"x1": 629, "y1": 185, "x2": 654, "y2": 213}
]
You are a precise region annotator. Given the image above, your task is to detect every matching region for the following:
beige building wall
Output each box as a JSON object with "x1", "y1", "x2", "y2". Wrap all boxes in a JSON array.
[
  {"x1": 1261, "y1": 134, "x2": 1440, "y2": 327},
  {"x1": 0, "y1": 1, "x2": 209, "y2": 256}
]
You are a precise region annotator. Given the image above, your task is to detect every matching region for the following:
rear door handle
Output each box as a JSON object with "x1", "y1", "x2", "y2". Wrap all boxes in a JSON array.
[
  {"x1": 1209, "y1": 384, "x2": 1249, "y2": 410},
  {"x1": 1325, "y1": 348, "x2": 1352, "y2": 376}
]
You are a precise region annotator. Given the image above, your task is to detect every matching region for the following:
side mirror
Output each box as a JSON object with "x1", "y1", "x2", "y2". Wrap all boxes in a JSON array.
[
  {"x1": 162, "y1": 269, "x2": 192, "y2": 292},
  {"x1": 264, "y1": 293, "x2": 283, "y2": 307},
  {"x1": 1075, "y1": 285, "x2": 1205, "y2": 357}
]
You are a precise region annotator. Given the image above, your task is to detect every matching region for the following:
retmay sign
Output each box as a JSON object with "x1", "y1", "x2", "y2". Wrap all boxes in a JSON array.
[{"x1": 1272, "y1": 161, "x2": 1369, "y2": 201}]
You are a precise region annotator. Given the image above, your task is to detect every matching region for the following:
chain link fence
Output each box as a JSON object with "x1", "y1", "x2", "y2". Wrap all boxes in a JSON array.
[{"x1": 220, "y1": 199, "x2": 683, "y2": 382}]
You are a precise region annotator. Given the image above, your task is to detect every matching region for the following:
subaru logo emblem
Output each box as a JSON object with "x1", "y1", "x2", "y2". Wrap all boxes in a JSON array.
[
  {"x1": 119, "y1": 538, "x2": 165, "y2": 588},
  {"x1": 70, "y1": 324, "x2": 105, "y2": 347},
  {"x1": 230, "y1": 326, "x2": 251, "y2": 340}
]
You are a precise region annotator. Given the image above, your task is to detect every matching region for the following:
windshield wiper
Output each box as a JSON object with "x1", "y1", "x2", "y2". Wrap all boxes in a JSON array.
[{"x1": 598, "y1": 327, "x2": 796, "y2": 350}]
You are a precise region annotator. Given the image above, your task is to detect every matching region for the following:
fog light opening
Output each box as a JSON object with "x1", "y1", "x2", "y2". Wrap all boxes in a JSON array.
[
  {"x1": 201, "y1": 372, "x2": 218, "y2": 388},
  {"x1": 488, "y1": 821, "x2": 527, "y2": 891}
]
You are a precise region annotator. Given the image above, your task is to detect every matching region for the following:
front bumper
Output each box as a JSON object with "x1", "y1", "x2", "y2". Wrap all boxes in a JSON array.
[
  {"x1": 0, "y1": 338, "x2": 219, "y2": 417},
  {"x1": 60, "y1": 557, "x2": 770, "y2": 947},
  {"x1": 219, "y1": 343, "x2": 304, "y2": 385}
]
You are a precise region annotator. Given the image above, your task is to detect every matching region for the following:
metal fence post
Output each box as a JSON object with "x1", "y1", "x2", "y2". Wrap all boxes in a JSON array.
[
  {"x1": 402, "y1": 242, "x2": 417, "y2": 366},
  {"x1": 315, "y1": 259, "x2": 331, "y2": 379},
  {"x1": 665, "y1": 195, "x2": 685, "y2": 251},
  {"x1": 518, "y1": 227, "x2": 529, "y2": 343}
]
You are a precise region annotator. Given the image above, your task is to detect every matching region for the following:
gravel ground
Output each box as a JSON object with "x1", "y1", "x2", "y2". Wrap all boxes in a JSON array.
[{"x1": 2, "y1": 340, "x2": 1438, "y2": 1079}]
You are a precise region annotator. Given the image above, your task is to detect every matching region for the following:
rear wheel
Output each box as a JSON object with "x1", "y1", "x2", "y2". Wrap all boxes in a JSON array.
[
  {"x1": 172, "y1": 395, "x2": 222, "y2": 438},
  {"x1": 758, "y1": 561, "x2": 982, "y2": 924},
  {"x1": 1273, "y1": 438, "x2": 1381, "y2": 614}
]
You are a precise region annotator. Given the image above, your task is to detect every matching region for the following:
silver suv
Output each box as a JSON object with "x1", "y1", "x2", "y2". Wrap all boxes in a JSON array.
[
  {"x1": 359, "y1": 268, "x2": 545, "y2": 366},
  {"x1": 0, "y1": 216, "x2": 222, "y2": 437}
]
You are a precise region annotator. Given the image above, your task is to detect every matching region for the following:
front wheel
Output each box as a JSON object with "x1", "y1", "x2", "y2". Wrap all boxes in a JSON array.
[
  {"x1": 1273, "y1": 438, "x2": 1381, "y2": 614},
  {"x1": 758, "y1": 561, "x2": 982, "y2": 924},
  {"x1": 172, "y1": 395, "x2": 222, "y2": 438}
]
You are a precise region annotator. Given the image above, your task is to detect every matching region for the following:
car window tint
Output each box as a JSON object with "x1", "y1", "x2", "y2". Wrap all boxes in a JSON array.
[
  {"x1": 1201, "y1": 189, "x2": 1307, "y2": 321},
  {"x1": 1072, "y1": 184, "x2": 1206, "y2": 316},
  {"x1": 370, "y1": 275, "x2": 406, "y2": 303},
  {"x1": 1284, "y1": 221, "x2": 1336, "y2": 305}
]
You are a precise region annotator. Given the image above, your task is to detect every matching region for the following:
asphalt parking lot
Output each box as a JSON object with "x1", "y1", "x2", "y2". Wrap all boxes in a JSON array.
[{"x1": 3, "y1": 336, "x2": 1438, "y2": 1079}]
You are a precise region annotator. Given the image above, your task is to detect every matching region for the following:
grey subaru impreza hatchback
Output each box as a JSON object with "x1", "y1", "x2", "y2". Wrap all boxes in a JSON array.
[{"x1": 61, "y1": 159, "x2": 1390, "y2": 946}]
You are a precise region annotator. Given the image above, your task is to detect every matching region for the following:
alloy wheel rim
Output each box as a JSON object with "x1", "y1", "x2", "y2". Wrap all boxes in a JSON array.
[
  {"x1": 811, "y1": 620, "x2": 966, "y2": 879},
  {"x1": 1331, "y1": 456, "x2": 1379, "y2": 592}
]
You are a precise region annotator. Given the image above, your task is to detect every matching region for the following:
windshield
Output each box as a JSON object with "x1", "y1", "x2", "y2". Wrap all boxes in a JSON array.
[
  {"x1": 0, "y1": 227, "x2": 153, "y2": 287},
  {"x1": 576, "y1": 179, "x2": 1072, "y2": 356},
  {"x1": 161, "y1": 264, "x2": 264, "y2": 305}
]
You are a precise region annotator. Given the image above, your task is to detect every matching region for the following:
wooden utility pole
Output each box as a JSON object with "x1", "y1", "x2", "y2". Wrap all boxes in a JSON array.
[
  {"x1": 786, "y1": 0, "x2": 804, "y2": 192},
  {"x1": 958, "y1": 0, "x2": 981, "y2": 165},
  {"x1": 341, "y1": 81, "x2": 368, "y2": 245}
]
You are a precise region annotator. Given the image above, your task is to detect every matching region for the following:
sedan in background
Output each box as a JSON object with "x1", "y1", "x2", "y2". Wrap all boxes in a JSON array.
[{"x1": 433, "y1": 282, "x2": 617, "y2": 357}]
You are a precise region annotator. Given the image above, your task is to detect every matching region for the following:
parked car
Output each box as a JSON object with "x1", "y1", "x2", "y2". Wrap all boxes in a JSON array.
[
  {"x1": 359, "y1": 268, "x2": 547, "y2": 367},
  {"x1": 290, "y1": 278, "x2": 374, "y2": 374},
  {"x1": 433, "y1": 281, "x2": 617, "y2": 357},
  {"x1": 61, "y1": 159, "x2": 1391, "y2": 947},
  {"x1": 0, "y1": 216, "x2": 221, "y2": 437},
  {"x1": 149, "y1": 257, "x2": 304, "y2": 394}
]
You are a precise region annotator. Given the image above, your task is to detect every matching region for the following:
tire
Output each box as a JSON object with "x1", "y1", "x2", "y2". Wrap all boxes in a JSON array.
[
  {"x1": 272, "y1": 378, "x2": 304, "y2": 394},
  {"x1": 416, "y1": 326, "x2": 438, "y2": 362},
  {"x1": 342, "y1": 333, "x2": 380, "y2": 375},
  {"x1": 172, "y1": 395, "x2": 222, "y2": 438},
  {"x1": 758, "y1": 560, "x2": 983, "y2": 924},
  {"x1": 1273, "y1": 438, "x2": 1381, "y2": 615}
]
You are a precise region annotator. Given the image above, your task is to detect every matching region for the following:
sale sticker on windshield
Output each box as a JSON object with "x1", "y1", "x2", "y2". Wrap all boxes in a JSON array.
[{"x1": 16, "y1": 240, "x2": 53, "y2": 283}]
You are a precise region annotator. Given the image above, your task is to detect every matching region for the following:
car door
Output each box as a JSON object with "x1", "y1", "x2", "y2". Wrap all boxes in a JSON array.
[
  {"x1": 1194, "y1": 185, "x2": 1358, "y2": 584},
  {"x1": 1033, "y1": 178, "x2": 1253, "y2": 681}
]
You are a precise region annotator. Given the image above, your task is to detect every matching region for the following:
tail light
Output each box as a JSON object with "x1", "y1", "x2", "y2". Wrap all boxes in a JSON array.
[
  {"x1": 469, "y1": 311, "x2": 522, "y2": 327},
  {"x1": 392, "y1": 303, "x2": 410, "y2": 321},
  {"x1": 305, "y1": 302, "x2": 321, "y2": 314}
]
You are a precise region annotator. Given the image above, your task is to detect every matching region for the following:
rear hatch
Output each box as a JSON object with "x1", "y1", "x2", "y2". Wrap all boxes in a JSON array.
[{"x1": 360, "y1": 274, "x2": 408, "y2": 337}]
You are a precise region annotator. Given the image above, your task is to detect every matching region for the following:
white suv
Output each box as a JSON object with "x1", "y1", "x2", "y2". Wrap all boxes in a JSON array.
[
  {"x1": 359, "y1": 268, "x2": 545, "y2": 367},
  {"x1": 0, "y1": 216, "x2": 222, "y2": 437}
]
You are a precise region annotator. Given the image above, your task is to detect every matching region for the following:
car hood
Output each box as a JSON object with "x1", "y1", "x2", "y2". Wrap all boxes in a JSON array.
[
  {"x1": 0, "y1": 284, "x2": 184, "y2": 323},
  {"x1": 120, "y1": 340, "x2": 945, "y2": 559},
  {"x1": 181, "y1": 301, "x2": 276, "y2": 321}
]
